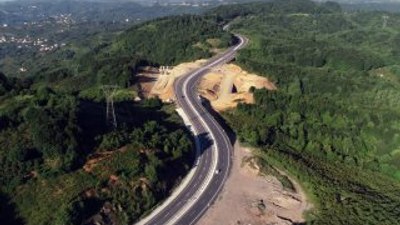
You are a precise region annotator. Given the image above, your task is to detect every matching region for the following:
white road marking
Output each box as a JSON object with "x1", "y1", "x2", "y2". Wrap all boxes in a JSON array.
[{"x1": 135, "y1": 35, "x2": 247, "y2": 225}]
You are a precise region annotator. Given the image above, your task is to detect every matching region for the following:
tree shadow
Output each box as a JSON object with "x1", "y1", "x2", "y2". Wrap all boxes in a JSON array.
[
  {"x1": 158, "y1": 131, "x2": 213, "y2": 196},
  {"x1": 76, "y1": 100, "x2": 184, "y2": 166},
  {"x1": 136, "y1": 76, "x2": 158, "y2": 83},
  {"x1": 199, "y1": 96, "x2": 237, "y2": 146},
  {"x1": 196, "y1": 132, "x2": 214, "y2": 157},
  {"x1": 0, "y1": 192, "x2": 24, "y2": 225}
]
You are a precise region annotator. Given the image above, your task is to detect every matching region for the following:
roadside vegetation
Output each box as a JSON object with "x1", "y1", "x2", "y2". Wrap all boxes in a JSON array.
[
  {"x1": 0, "y1": 80, "x2": 194, "y2": 224},
  {"x1": 0, "y1": 13, "x2": 233, "y2": 224},
  {"x1": 210, "y1": 0, "x2": 400, "y2": 224},
  {"x1": 30, "y1": 15, "x2": 233, "y2": 97},
  {"x1": 0, "y1": 0, "x2": 213, "y2": 77}
]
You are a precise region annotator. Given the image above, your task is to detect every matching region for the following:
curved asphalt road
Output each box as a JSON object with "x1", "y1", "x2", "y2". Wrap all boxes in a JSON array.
[{"x1": 138, "y1": 34, "x2": 248, "y2": 225}]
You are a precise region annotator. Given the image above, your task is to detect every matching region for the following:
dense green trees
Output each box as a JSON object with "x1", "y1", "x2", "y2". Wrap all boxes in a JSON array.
[
  {"x1": 25, "y1": 89, "x2": 80, "y2": 171},
  {"x1": 0, "y1": 4, "x2": 240, "y2": 225},
  {"x1": 113, "y1": 15, "x2": 233, "y2": 64},
  {"x1": 218, "y1": 0, "x2": 400, "y2": 224},
  {"x1": 81, "y1": 15, "x2": 233, "y2": 88},
  {"x1": 0, "y1": 72, "x2": 12, "y2": 95},
  {"x1": 208, "y1": 0, "x2": 342, "y2": 23},
  {"x1": 0, "y1": 86, "x2": 194, "y2": 224},
  {"x1": 24, "y1": 15, "x2": 234, "y2": 94},
  {"x1": 0, "y1": 72, "x2": 32, "y2": 97},
  {"x1": 0, "y1": 87, "x2": 81, "y2": 192},
  {"x1": 63, "y1": 121, "x2": 193, "y2": 224}
]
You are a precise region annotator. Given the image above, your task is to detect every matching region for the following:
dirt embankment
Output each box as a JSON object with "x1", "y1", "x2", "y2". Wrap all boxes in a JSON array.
[
  {"x1": 137, "y1": 62, "x2": 276, "y2": 111},
  {"x1": 198, "y1": 64, "x2": 276, "y2": 111},
  {"x1": 136, "y1": 60, "x2": 206, "y2": 100},
  {"x1": 137, "y1": 61, "x2": 310, "y2": 224},
  {"x1": 198, "y1": 142, "x2": 311, "y2": 225}
]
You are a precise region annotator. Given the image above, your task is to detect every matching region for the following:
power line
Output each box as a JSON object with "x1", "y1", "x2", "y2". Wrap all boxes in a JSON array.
[{"x1": 102, "y1": 85, "x2": 118, "y2": 129}]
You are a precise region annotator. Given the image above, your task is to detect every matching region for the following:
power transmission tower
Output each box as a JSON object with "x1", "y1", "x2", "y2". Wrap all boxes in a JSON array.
[
  {"x1": 102, "y1": 85, "x2": 118, "y2": 129},
  {"x1": 383, "y1": 15, "x2": 389, "y2": 29}
]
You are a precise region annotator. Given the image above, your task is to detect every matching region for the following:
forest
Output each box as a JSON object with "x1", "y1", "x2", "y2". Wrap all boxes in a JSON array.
[
  {"x1": 0, "y1": 0, "x2": 214, "y2": 78},
  {"x1": 213, "y1": 0, "x2": 400, "y2": 224},
  {"x1": 0, "y1": 76, "x2": 195, "y2": 224},
  {"x1": 0, "y1": 13, "x2": 233, "y2": 224},
  {"x1": 3, "y1": 0, "x2": 400, "y2": 224},
  {"x1": 23, "y1": 15, "x2": 233, "y2": 98}
]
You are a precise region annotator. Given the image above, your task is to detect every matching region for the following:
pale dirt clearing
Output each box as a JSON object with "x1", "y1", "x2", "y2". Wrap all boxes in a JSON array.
[
  {"x1": 136, "y1": 60, "x2": 207, "y2": 100},
  {"x1": 150, "y1": 59, "x2": 207, "y2": 101},
  {"x1": 198, "y1": 142, "x2": 310, "y2": 225},
  {"x1": 138, "y1": 61, "x2": 309, "y2": 225},
  {"x1": 140, "y1": 61, "x2": 276, "y2": 112},
  {"x1": 199, "y1": 64, "x2": 277, "y2": 111}
]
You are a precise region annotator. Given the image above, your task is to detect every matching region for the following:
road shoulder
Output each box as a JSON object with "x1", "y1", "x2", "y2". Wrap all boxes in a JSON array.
[{"x1": 198, "y1": 142, "x2": 310, "y2": 225}]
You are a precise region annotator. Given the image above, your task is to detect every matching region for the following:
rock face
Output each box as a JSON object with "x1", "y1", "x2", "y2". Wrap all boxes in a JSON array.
[{"x1": 198, "y1": 64, "x2": 277, "y2": 111}]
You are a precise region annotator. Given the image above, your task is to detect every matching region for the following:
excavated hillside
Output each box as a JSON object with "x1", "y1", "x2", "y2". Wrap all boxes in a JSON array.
[{"x1": 138, "y1": 61, "x2": 276, "y2": 111}]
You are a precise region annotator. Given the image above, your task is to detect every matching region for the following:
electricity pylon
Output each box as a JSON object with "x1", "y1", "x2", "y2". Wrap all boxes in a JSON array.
[{"x1": 102, "y1": 85, "x2": 118, "y2": 129}]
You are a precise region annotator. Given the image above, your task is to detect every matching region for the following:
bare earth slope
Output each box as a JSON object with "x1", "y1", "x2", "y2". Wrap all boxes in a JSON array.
[
  {"x1": 140, "y1": 61, "x2": 276, "y2": 111},
  {"x1": 138, "y1": 61, "x2": 310, "y2": 224},
  {"x1": 199, "y1": 64, "x2": 277, "y2": 111},
  {"x1": 198, "y1": 142, "x2": 311, "y2": 225}
]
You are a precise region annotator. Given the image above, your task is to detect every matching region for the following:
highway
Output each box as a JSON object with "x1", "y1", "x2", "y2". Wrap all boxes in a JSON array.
[{"x1": 137, "y1": 34, "x2": 248, "y2": 225}]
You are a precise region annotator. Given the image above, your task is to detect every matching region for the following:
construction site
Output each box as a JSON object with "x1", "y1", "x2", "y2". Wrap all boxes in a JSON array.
[
  {"x1": 137, "y1": 60, "x2": 276, "y2": 111},
  {"x1": 135, "y1": 60, "x2": 310, "y2": 225}
]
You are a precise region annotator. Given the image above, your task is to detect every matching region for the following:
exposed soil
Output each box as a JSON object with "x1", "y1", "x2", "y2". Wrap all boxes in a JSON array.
[
  {"x1": 199, "y1": 64, "x2": 277, "y2": 111},
  {"x1": 137, "y1": 61, "x2": 310, "y2": 224},
  {"x1": 198, "y1": 142, "x2": 311, "y2": 225},
  {"x1": 136, "y1": 67, "x2": 159, "y2": 98},
  {"x1": 149, "y1": 59, "x2": 207, "y2": 101},
  {"x1": 83, "y1": 147, "x2": 127, "y2": 173},
  {"x1": 141, "y1": 61, "x2": 276, "y2": 112}
]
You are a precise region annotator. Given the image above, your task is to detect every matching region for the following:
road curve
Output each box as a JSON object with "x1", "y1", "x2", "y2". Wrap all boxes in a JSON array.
[{"x1": 137, "y1": 34, "x2": 248, "y2": 225}]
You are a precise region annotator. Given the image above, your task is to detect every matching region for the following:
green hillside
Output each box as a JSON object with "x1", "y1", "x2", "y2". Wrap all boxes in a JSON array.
[
  {"x1": 0, "y1": 14, "x2": 232, "y2": 225},
  {"x1": 213, "y1": 0, "x2": 400, "y2": 224},
  {"x1": 25, "y1": 15, "x2": 233, "y2": 95},
  {"x1": 3, "y1": 0, "x2": 400, "y2": 224}
]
